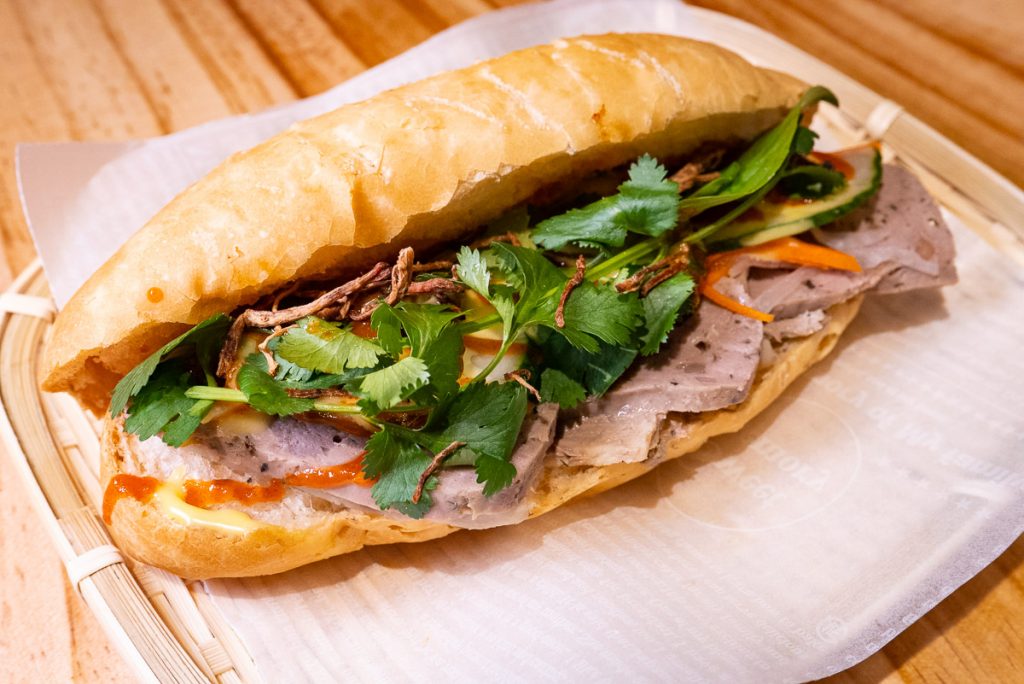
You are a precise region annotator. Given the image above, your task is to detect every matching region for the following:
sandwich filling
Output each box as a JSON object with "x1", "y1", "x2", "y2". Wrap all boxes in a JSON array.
[{"x1": 104, "y1": 87, "x2": 956, "y2": 530}]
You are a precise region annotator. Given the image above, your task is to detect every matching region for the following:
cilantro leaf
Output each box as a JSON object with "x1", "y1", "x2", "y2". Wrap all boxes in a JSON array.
[
  {"x1": 456, "y1": 246, "x2": 491, "y2": 297},
  {"x1": 370, "y1": 304, "x2": 404, "y2": 357},
  {"x1": 426, "y1": 382, "x2": 528, "y2": 497},
  {"x1": 433, "y1": 382, "x2": 528, "y2": 463},
  {"x1": 276, "y1": 317, "x2": 385, "y2": 374},
  {"x1": 110, "y1": 314, "x2": 230, "y2": 417},
  {"x1": 373, "y1": 302, "x2": 464, "y2": 401},
  {"x1": 560, "y1": 281, "x2": 643, "y2": 352},
  {"x1": 532, "y1": 154, "x2": 681, "y2": 250},
  {"x1": 386, "y1": 302, "x2": 462, "y2": 357},
  {"x1": 361, "y1": 426, "x2": 435, "y2": 518},
  {"x1": 639, "y1": 273, "x2": 695, "y2": 355},
  {"x1": 538, "y1": 331, "x2": 638, "y2": 398},
  {"x1": 474, "y1": 455, "x2": 518, "y2": 497},
  {"x1": 247, "y1": 350, "x2": 372, "y2": 390},
  {"x1": 414, "y1": 324, "x2": 464, "y2": 401},
  {"x1": 357, "y1": 356, "x2": 430, "y2": 411},
  {"x1": 123, "y1": 362, "x2": 208, "y2": 447},
  {"x1": 538, "y1": 368, "x2": 587, "y2": 409},
  {"x1": 236, "y1": 357, "x2": 314, "y2": 416},
  {"x1": 492, "y1": 243, "x2": 642, "y2": 354}
]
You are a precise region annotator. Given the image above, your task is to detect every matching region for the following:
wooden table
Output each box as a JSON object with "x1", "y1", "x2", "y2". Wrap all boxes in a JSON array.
[{"x1": 1, "y1": 1, "x2": 1021, "y2": 681}]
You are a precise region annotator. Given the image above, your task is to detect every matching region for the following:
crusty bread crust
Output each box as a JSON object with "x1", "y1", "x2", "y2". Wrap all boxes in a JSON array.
[
  {"x1": 43, "y1": 34, "x2": 805, "y2": 413},
  {"x1": 102, "y1": 297, "x2": 862, "y2": 579}
]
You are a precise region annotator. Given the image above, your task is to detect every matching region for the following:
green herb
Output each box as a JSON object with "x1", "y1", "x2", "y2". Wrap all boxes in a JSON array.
[
  {"x1": 236, "y1": 356, "x2": 315, "y2": 416},
  {"x1": 371, "y1": 302, "x2": 465, "y2": 401},
  {"x1": 490, "y1": 243, "x2": 643, "y2": 353},
  {"x1": 357, "y1": 356, "x2": 431, "y2": 411},
  {"x1": 536, "y1": 331, "x2": 638, "y2": 398},
  {"x1": 559, "y1": 281, "x2": 643, "y2": 353},
  {"x1": 639, "y1": 273, "x2": 696, "y2": 355},
  {"x1": 124, "y1": 362, "x2": 209, "y2": 447},
  {"x1": 276, "y1": 317, "x2": 386, "y2": 374},
  {"x1": 538, "y1": 368, "x2": 588, "y2": 409},
  {"x1": 776, "y1": 164, "x2": 847, "y2": 199},
  {"x1": 110, "y1": 314, "x2": 230, "y2": 417},
  {"x1": 455, "y1": 246, "x2": 491, "y2": 297},
  {"x1": 361, "y1": 381, "x2": 528, "y2": 514},
  {"x1": 532, "y1": 155, "x2": 681, "y2": 250},
  {"x1": 680, "y1": 86, "x2": 837, "y2": 218},
  {"x1": 361, "y1": 426, "x2": 436, "y2": 518}
]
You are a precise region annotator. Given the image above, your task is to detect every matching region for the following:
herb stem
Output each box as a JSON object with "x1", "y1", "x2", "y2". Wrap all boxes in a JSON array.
[
  {"x1": 587, "y1": 236, "x2": 665, "y2": 280},
  {"x1": 186, "y1": 386, "x2": 247, "y2": 402},
  {"x1": 457, "y1": 237, "x2": 665, "y2": 337},
  {"x1": 468, "y1": 338, "x2": 514, "y2": 385},
  {"x1": 684, "y1": 169, "x2": 784, "y2": 245},
  {"x1": 311, "y1": 401, "x2": 366, "y2": 415},
  {"x1": 185, "y1": 386, "x2": 367, "y2": 416}
]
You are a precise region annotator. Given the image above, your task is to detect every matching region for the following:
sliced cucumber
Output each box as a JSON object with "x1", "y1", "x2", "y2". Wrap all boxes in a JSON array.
[{"x1": 710, "y1": 146, "x2": 882, "y2": 246}]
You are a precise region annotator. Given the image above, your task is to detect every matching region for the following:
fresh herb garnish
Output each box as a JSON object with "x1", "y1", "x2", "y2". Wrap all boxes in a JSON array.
[
  {"x1": 110, "y1": 313, "x2": 230, "y2": 417},
  {"x1": 532, "y1": 155, "x2": 681, "y2": 250},
  {"x1": 639, "y1": 273, "x2": 696, "y2": 355},
  {"x1": 113, "y1": 86, "x2": 857, "y2": 518},
  {"x1": 275, "y1": 317, "x2": 386, "y2": 374},
  {"x1": 236, "y1": 356, "x2": 316, "y2": 416}
]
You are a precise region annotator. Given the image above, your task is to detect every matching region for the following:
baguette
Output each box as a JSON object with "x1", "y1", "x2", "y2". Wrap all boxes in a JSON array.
[
  {"x1": 102, "y1": 297, "x2": 860, "y2": 579},
  {"x1": 42, "y1": 34, "x2": 804, "y2": 412},
  {"x1": 42, "y1": 34, "x2": 953, "y2": 580}
]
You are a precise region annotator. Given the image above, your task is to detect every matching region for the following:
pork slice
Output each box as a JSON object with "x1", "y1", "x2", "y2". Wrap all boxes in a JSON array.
[
  {"x1": 817, "y1": 164, "x2": 957, "y2": 293},
  {"x1": 746, "y1": 266, "x2": 882, "y2": 320},
  {"x1": 556, "y1": 288, "x2": 763, "y2": 466},
  {"x1": 135, "y1": 415, "x2": 367, "y2": 483},
  {"x1": 305, "y1": 403, "x2": 560, "y2": 529},
  {"x1": 764, "y1": 309, "x2": 828, "y2": 343},
  {"x1": 747, "y1": 164, "x2": 956, "y2": 318}
]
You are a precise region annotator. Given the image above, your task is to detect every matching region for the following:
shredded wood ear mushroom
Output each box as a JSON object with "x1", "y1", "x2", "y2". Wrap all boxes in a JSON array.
[
  {"x1": 411, "y1": 259, "x2": 454, "y2": 274},
  {"x1": 412, "y1": 441, "x2": 466, "y2": 504},
  {"x1": 471, "y1": 232, "x2": 521, "y2": 249},
  {"x1": 555, "y1": 254, "x2": 587, "y2": 328},
  {"x1": 504, "y1": 369, "x2": 542, "y2": 402},
  {"x1": 615, "y1": 245, "x2": 692, "y2": 296},
  {"x1": 386, "y1": 247, "x2": 415, "y2": 306},
  {"x1": 216, "y1": 262, "x2": 391, "y2": 378}
]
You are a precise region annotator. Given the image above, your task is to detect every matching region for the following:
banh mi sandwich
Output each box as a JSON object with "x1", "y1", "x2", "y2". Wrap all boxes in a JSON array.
[{"x1": 42, "y1": 34, "x2": 956, "y2": 579}]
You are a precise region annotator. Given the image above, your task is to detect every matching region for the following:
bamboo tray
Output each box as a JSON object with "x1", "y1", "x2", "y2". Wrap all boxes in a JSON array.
[{"x1": 2, "y1": 6, "x2": 1023, "y2": 683}]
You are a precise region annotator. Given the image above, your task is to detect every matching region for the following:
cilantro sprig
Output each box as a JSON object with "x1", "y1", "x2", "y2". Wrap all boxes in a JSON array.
[{"x1": 531, "y1": 155, "x2": 681, "y2": 250}]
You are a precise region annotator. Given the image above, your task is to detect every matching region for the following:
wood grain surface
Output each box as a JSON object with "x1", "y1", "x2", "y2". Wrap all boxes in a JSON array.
[{"x1": 0, "y1": 1, "x2": 1021, "y2": 682}]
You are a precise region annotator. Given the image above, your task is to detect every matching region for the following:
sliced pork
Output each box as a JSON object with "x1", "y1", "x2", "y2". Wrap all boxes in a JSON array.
[
  {"x1": 557, "y1": 285, "x2": 763, "y2": 466},
  {"x1": 135, "y1": 404, "x2": 559, "y2": 529},
  {"x1": 295, "y1": 403, "x2": 559, "y2": 529},
  {"x1": 555, "y1": 163, "x2": 957, "y2": 467}
]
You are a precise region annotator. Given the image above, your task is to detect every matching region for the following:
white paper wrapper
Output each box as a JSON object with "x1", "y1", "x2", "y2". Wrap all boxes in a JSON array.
[{"x1": 16, "y1": 0, "x2": 1024, "y2": 681}]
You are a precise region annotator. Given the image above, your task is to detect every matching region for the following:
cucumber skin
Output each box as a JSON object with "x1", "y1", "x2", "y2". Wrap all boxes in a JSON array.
[{"x1": 710, "y1": 147, "x2": 883, "y2": 246}]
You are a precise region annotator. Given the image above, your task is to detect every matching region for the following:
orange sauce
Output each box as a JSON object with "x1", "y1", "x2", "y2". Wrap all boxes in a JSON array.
[
  {"x1": 284, "y1": 453, "x2": 375, "y2": 488},
  {"x1": 102, "y1": 474, "x2": 159, "y2": 523},
  {"x1": 806, "y1": 151, "x2": 855, "y2": 180},
  {"x1": 463, "y1": 335, "x2": 526, "y2": 356},
  {"x1": 101, "y1": 456, "x2": 374, "y2": 523},
  {"x1": 350, "y1": 320, "x2": 376, "y2": 339},
  {"x1": 146, "y1": 287, "x2": 164, "y2": 303},
  {"x1": 182, "y1": 479, "x2": 286, "y2": 508}
]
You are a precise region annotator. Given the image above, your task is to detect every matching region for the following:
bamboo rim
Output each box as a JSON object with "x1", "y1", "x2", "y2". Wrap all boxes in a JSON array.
[{"x1": 1, "y1": 7, "x2": 1022, "y2": 683}]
